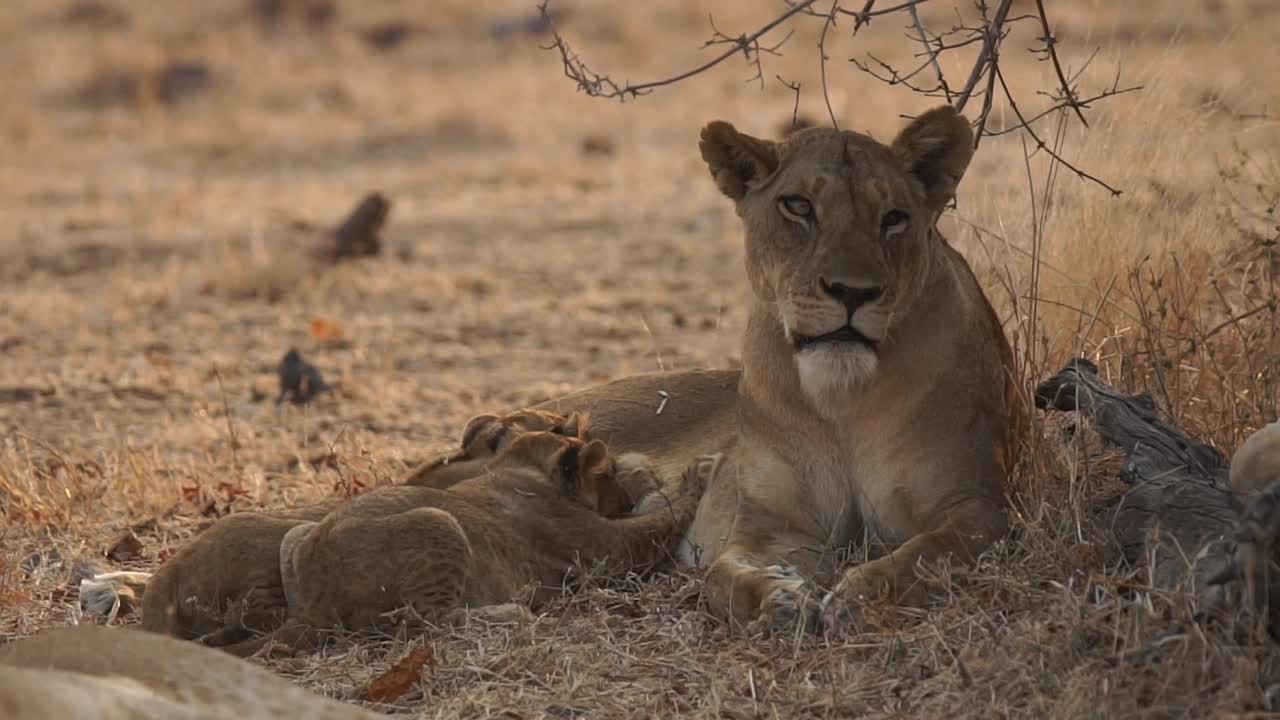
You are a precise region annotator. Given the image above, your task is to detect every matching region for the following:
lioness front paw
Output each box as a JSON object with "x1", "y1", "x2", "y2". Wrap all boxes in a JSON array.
[
  {"x1": 820, "y1": 562, "x2": 896, "y2": 635},
  {"x1": 747, "y1": 565, "x2": 822, "y2": 636}
]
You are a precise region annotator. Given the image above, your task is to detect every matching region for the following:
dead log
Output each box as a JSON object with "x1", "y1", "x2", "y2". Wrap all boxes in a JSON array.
[{"x1": 1034, "y1": 358, "x2": 1242, "y2": 600}]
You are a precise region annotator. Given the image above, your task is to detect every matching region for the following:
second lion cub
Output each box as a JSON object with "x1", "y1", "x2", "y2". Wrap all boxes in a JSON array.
[{"x1": 254, "y1": 430, "x2": 712, "y2": 651}]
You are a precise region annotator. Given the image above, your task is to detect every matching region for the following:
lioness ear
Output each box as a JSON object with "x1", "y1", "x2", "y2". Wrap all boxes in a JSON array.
[
  {"x1": 699, "y1": 121, "x2": 779, "y2": 201},
  {"x1": 890, "y1": 106, "x2": 974, "y2": 214},
  {"x1": 460, "y1": 414, "x2": 500, "y2": 450}
]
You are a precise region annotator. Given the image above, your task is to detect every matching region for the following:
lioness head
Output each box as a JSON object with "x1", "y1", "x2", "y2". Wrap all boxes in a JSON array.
[
  {"x1": 495, "y1": 430, "x2": 633, "y2": 517},
  {"x1": 699, "y1": 106, "x2": 974, "y2": 413}
]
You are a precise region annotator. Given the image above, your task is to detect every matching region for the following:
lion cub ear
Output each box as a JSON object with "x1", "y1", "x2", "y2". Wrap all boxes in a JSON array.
[
  {"x1": 554, "y1": 439, "x2": 616, "y2": 511},
  {"x1": 699, "y1": 121, "x2": 779, "y2": 201},
  {"x1": 460, "y1": 414, "x2": 501, "y2": 451},
  {"x1": 890, "y1": 105, "x2": 975, "y2": 214},
  {"x1": 554, "y1": 411, "x2": 590, "y2": 440}
]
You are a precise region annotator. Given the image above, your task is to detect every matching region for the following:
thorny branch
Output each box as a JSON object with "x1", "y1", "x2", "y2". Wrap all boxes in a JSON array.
[
  {"x1": 539, "y1": 0, "x2": 822, "y2": 101},
  {"x1": 777, "y1": 75, "x2": 804, "y2": 130},
  {"x1": 540, "y1": 0, "x2": 1142, "y2": 196},
  {"x1": 908, "y1": 0, "x2": 950, "y2": 101}
]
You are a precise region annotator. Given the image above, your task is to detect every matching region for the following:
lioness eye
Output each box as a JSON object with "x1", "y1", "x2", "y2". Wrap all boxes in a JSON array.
[
  {"x1": 778, "y1": 195, "x2": 814, "y2": 221},
  {"x1": 881, "y1": 210, "x2": 909, "y2": 235}
]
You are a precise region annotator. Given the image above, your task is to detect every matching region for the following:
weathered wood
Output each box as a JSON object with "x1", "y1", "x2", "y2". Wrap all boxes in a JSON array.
[{"x1": 1034, "y1": 358, "x2": 1240, "y2": 597}]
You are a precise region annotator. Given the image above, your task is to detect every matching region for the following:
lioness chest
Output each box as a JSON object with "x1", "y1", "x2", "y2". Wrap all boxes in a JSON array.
[{"x1": 723, "y1": 391, "x2": 939, "y2": 567}]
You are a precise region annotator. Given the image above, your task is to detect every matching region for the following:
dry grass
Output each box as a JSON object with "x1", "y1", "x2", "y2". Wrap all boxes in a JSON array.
[{"x1": 1, "y1": 0, "x2": 1279, "y2": 717}]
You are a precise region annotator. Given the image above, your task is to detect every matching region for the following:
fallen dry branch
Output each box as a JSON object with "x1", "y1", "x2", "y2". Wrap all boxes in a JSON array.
[{"x1": 1035, "y1": 358, "x2": 1280, "y2": 624}]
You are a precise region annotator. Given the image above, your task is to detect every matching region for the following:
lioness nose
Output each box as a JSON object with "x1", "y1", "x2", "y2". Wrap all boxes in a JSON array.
[{"x1": 819, "y1": 278, "x2": 882, "y2": 314}]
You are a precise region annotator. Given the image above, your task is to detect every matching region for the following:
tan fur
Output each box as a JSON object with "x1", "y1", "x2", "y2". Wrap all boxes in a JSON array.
[
  {"x1": 1231, "y1": 420, "x2": 1280, "y2": 494},
  {"x1": 0, "y1": 625, "x2": 382, "y2": 719},
  {"x1": 530, "y1": 106, "x2": 1021, "y2": 634},
  {"x1": 138, "y1": 410, "x2": 589, "y2": 645},
  {"x1": 140, "y1": 503, "x2": 338, "y2": 642},
  {"x1": 229, "y1": 432, "x2": 710, "y2": 655},
  {"x1": 398, "y1": 409, "x2": 588, "y2": 488}
]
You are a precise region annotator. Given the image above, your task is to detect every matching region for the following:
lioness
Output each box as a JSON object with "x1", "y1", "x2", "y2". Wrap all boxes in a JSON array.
[
  {"x1": 533, "y1": 106, "x2": 1023, "y2": 633},
  {"x1": 0, "y1": 625, "x2": 382, "y2": 719},
  {"x1": 140, "y1": 409, "x2": 588, "y2": 643}
]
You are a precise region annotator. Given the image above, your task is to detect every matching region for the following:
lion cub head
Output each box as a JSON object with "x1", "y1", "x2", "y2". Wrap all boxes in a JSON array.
[
  {"x1": 488, "y1": 430, "x2": 634, "y2": 517},
  {"x1": 699, "y1": 106, "x2": 974, "y2": 413},
  {"x1": 405, "y1": 409, "x2": 588, "y2": 487}
]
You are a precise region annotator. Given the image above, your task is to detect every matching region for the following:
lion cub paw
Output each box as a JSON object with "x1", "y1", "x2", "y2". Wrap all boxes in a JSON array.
[
  {"x1": 614, "y1": 453, "x2": 662, "y2": 513},
  {"x1": 621, "y1": 452, "x2": 718, "y2": 516},
  {"x1": 748, "y1": 565, "x2": 822, "y2": 637},
  {"x1": 80, "y1": 571, "x2": 152, "y2": 621}
]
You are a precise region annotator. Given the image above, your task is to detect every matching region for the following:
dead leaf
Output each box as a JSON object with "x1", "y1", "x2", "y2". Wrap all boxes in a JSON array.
[
  {"x1": 105, "y1": 531, "x2": 144, "y2": 562},
  {"x1": 144, "y1": 348, "x2": 174, "y2": 373},
  {"x1": 304, "y1": 450, "x2": 340, "y2": 471},
  {"x1": 309, "y1": 317, "x2": 346, "y2": 345},
  {"x1": 361, "y1": 645, "x2": 433, "y2": 703},
  {"x1": 214, "y1": 480, "x2": 249, "y2": 503},
  {"x1": 332, "y1": 472, "x2": 368, "y2": 499}
]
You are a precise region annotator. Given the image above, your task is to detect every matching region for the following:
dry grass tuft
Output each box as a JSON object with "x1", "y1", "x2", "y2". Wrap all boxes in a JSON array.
[{"x1": 2, "y1": 0, "x2": 1279, "y2": 717}]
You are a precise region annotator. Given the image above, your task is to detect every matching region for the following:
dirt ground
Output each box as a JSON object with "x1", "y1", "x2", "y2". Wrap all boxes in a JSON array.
[{"x1": 2, "y1": 0, "x2": 1279, "y2": 717}]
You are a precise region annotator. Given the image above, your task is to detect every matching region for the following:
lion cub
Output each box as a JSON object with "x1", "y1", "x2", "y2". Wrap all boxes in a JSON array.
[
  {"x1": 141, "y1": 409, "x2": 588, "y2": 644},
  {"x1": 261, "y1": 431, "x2": 709, "y2": 650},
  {"x1": 140, "y1": 502, "x2": 338, "y2": 642}
]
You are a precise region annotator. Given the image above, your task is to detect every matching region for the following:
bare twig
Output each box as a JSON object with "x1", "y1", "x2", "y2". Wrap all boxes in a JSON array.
[
  {"x1": 211, "y1": 365, "x2": 239, "y2": 471},
  {"x1": 850, "y1": 0, "x2": 877, "y2": 32},
  {"x1": 706, "y1": 14, "x2": 795, "y2": 89},
  {"x1": 542, "y1": 0, "x2": 1134, "y2": 197},
  {"x1": 907, "y1": 0, "x2": 950, "y2": 101},
  {"x1": 982, "y1": 85, "x2": 1143, "y2": 137},
  {"x1": 838, "y1": 0, "x2": 934, "y2": 25},
  {"x1": 1031, "y1": 0, "x2": 1086, "y2": 127},
  {"x1": 953, "y1": 0, "x2": 1016, "y2": 114},
  {"x1": 993, "y1": 62, "x2": 1123, "y2": 196},
  {"x1": 777, "y1": 75, "x2": 804, "y2": 129},
  {"x1": 818, "y1": 2, "x2": 842, "y2": 128},
  {"x1": 540, "y1": 0, "x2": 819, "y2": 101}
]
